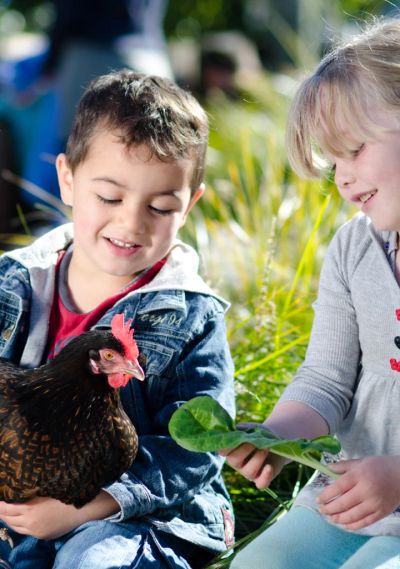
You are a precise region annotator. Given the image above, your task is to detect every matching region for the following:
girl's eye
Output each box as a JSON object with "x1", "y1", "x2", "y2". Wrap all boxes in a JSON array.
[
  {"x1": 351, "y1": 143, "x2": 365, "y2": 157},
  {"x1": 97, "y1": 195, "x2": 121, "y2": 205},
  {"x1": 149, "y1": 205, "x2": 174, "y2": 216}
]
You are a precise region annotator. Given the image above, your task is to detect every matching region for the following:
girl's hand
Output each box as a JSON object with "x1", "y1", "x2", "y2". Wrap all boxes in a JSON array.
[
  {"x1": 317, "y1": 456, "x2": 400, "y2": 530},
  {"x1": 220, "y1": 422, "x2": 286, "y2": 489},
  {"x1": 0, "y1": 491, "x2": 120, "y2": 539}
]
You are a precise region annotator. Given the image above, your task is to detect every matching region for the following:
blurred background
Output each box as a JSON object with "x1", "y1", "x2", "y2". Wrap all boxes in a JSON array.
[{"x1": 0, "y1": 0, "x2": 396, "y2": 546}]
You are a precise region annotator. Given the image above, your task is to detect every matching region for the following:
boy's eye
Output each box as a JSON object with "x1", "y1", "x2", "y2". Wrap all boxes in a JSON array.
[
  {"x1": 96, "y1": 195, "x2": 121, "y2": 205},
  {"x1": 149, "y1": 205, "x2": 174, "y2": 216}
]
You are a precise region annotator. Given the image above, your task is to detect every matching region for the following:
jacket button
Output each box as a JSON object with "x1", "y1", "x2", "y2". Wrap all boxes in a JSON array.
[{"x1": 2, "y1": 326, "x2": 14, "y2": 341}]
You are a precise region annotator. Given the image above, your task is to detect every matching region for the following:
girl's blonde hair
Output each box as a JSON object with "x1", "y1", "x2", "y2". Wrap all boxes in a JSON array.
[{"x1": 286, "y1": 18, "x2": 400, "y2": 178}]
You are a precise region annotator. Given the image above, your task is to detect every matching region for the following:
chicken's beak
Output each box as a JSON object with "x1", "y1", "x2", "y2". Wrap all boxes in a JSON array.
[{"x1": 124, "y1": 359, "x2": 145, "y2": 381}]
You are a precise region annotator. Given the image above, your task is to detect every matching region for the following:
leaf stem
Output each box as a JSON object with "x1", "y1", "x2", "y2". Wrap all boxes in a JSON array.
[{"x1": 270, "y1": 449, "x2": 340, "y2": 479}]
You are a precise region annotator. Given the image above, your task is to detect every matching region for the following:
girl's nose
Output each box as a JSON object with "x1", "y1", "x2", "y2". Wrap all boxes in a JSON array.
[{"x1": 334, "y1": 158, "x2": 356, "y2": 190}]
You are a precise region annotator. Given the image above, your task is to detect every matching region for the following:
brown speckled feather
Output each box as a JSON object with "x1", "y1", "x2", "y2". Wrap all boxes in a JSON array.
[{"x1": 0, "y1": 328, "x2": 139, "y2": 507}]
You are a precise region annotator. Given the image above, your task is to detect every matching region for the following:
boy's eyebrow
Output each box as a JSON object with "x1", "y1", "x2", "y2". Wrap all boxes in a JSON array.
[
  {"x1": 91, "y1": 176, "x2": 125, "y2": 187},
  {"x1": 91, "y1": 177, "x2": 184, "y2": 198}
]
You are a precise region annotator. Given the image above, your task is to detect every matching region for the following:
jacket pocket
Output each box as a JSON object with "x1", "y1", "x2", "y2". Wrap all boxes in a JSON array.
[{"x1": 136, "y1": 338, "x2": 175, "y2": 405}]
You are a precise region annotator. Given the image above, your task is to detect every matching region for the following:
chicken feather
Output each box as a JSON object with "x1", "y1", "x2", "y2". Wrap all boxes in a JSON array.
[{"x1": 0, "y1": 315, "x2": 144, "y2": 508}]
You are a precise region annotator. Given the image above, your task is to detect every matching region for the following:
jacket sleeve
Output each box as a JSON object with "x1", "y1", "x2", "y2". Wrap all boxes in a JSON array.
[{"x1": 103, "y1": 304, "x2": 235, "y2": 521}]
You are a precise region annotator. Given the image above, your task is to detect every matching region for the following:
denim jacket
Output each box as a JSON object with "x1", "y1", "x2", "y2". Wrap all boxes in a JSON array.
[{"x1": 0, "y1": 224, "x2": 235, "y2": 553}]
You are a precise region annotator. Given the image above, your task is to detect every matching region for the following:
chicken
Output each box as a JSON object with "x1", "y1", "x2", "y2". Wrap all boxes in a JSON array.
[{"x1": 0, "y1": 313, "x2": 144, "y2": 508}]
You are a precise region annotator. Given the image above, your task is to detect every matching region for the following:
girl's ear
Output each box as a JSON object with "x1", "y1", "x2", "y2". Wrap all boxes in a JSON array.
[{"x1": 56, "y1": 153, "x2": 74, "y2": 206}]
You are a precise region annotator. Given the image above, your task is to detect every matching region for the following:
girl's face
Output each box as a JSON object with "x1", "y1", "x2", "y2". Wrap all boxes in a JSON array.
[{"x1": 330, "y1": 121, "x2": 400, "y2": 232}]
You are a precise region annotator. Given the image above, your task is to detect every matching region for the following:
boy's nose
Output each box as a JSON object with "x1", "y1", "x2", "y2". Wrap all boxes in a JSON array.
[
  {"x1": 334, "y1": 158, "x2": 356, "y2": 190},
  {"x1": 129, "y1": 215, "x2": 146, "y2": 234},
  {"x1": 119, "y1": 208, "x2": 147, "y2": 235}
]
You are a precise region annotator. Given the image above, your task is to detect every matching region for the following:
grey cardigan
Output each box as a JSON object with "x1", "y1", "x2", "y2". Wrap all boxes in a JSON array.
[{"x1": 280, "y1": 213, "x2": 400, "y2": 536}]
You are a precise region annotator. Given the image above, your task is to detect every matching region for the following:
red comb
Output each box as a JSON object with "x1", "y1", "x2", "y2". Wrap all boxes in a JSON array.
[{"x1": 111, "y1": 313, "x2": 139, "y2": 360}]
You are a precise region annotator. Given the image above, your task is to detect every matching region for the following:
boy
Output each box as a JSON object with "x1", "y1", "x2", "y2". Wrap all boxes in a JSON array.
[{"x1": 0, "y1": 70, "x2": 235, "y2": 569}]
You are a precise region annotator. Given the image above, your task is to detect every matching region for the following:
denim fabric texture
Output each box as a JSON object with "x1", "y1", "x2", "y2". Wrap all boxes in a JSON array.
[
  {"x1": 1, "y1": 520, "x2": 215, "y2": 568},
  {"x1": 0, "y1": 225, "x2": 235, "y2": 568}
]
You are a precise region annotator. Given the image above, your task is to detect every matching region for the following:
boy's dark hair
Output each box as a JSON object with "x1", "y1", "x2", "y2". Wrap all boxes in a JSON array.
[{"x1": 66, "y1": 70, "x2": 209, "y2": 191}]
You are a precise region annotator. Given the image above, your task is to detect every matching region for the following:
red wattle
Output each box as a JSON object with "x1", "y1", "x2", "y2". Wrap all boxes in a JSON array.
[{"x1": 107, "y1": 373, "x2": 130, "y2": 388}]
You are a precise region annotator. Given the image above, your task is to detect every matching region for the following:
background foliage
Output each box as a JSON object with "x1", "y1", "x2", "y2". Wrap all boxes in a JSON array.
[{"x1": 0, "y1": 0, "x2": 395, "y2": 555}]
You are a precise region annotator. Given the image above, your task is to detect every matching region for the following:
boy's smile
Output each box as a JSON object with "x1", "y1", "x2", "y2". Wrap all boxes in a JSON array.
[{"x1": 56, "y1": 128, "x2": 203, "y2": 305}]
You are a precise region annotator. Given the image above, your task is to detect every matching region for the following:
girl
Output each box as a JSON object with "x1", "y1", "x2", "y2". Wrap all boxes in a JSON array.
[{"x1": 223, "y1": 18, "x2": 400, "y2": 569}]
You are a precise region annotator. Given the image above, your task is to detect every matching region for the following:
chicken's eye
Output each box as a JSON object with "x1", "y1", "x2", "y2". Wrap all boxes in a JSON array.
[{"x1": 103, "y1": 351, "x2": 114, "y2": 361}]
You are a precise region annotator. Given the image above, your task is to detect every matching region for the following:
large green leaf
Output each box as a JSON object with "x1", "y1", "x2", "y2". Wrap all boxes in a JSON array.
[{"x1": 169, "y1": 396, "x2": 340, "y2": 478}]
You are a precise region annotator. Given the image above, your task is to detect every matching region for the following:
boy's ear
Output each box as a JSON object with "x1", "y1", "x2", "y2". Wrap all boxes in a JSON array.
[
  {"x1": 180, "y1": 184, "x2": 205, "y2": 226},
  {"x1": 56, "y1": 153, "x2": 74, "y2": 206},
  {"x1": 187, "y1": 183, "x2": 205, "y2": 212}
]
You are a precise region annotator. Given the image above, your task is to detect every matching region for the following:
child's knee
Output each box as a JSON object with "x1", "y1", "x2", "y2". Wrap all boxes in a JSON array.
[{"x1": 230, "y1": 532, "x2": 295, "y2": 569}]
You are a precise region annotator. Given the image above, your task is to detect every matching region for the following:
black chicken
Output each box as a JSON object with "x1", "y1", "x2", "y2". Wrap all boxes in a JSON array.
[{"x1": 0, "y1": 313, "x2": 144, "y2": 508}]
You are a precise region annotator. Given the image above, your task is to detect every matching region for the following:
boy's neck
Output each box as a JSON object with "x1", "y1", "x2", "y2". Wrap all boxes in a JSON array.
[{"x1": 66, "y1": 257, "x2": 137, "y2": 313}]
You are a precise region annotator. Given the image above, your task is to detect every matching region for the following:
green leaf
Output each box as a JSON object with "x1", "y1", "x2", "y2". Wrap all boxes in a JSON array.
[{"x1": 169, "y1": 396, "x2": 341, "y2": 479}]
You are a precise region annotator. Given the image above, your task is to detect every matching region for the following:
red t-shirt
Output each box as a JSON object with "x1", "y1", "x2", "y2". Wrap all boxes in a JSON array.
[{"x1": 46, "y1": 254, "x2": 166, "y2": 360}]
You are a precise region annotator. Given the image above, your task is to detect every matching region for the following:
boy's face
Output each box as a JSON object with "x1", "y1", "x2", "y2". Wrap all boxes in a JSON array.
[{"x1": 57, "y1": 129, "x2": 203, "y2": 284}]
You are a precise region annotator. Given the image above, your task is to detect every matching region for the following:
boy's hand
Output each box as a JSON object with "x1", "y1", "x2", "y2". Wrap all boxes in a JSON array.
[
  {"x1": 220, "y1": 422, "x2": 286, "y2": 489},
  {"x1": 0, "y1": 491, "x2": 120, "y2": 539},
  {"x1": 0, "y1": 497, "x2": 84, "y2": 539},
  {"x1": 317, "y1": 456, "x2": 400, "y2": 530}
]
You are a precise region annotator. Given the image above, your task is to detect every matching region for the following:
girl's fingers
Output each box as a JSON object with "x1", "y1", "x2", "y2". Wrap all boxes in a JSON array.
[
  {"x1": 319, "y1": 490, "x2": 361, "y2": 516},
  {"x1": 326, "y1": 501, "x2": 366, "y2": 524},
  {"x1": 254, "y1": 463, "x2": 275, "y2": 489},
  {"x1": 237, "y1": 448, "x2": 270, "y2": 481},
  {"x1": 222, "y1": 443, "x2": 265, "y2": 469},
  {"x1": 221, "y1": 443, "x2": 271, "y2": 481},
  {"x1": 317, "y1": 474, "x2": 356, "y2": 505}
]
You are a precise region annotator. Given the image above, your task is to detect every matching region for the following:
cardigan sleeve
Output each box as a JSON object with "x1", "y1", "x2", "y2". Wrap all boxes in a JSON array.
[{"x1": 278, "y1": 222, "x2": 362, "y2": 433}]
